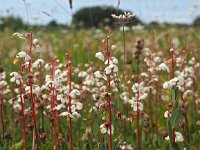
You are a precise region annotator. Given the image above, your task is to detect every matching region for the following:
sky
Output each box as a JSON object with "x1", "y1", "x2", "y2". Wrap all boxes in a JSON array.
[{"x1": 0, "y1": 0, "x2": 200, "y2": 25}]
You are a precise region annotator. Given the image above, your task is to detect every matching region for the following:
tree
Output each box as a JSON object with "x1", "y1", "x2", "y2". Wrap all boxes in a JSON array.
[
  {"x1": 193, "y1": 16, "x2": 200, "y2": 26},
  {"x1": 72, "y1": 6, "x2": 143, "y2": 28},
  {"x1": 0, "y1": 16, "x2": 27, "y2": 31}
]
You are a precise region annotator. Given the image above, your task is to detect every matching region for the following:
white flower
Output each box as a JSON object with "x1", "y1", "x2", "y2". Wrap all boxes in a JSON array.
[
  {"x1": 164, "y1": 111, "x2": 171, "y2": 118},
  {"x1": 69, "y1": 89, "x2": 81, "y2": 98},
  {"x1": 10, "y1": 72, "x2": 22, "y2": 85},
  {"x1": 32, "y1": 39, "x2": 40, "y2": 52},
  {"x1": 154, "y1": 56, "x2": 161, "y2": 63},
  {"x1": 45, "y1": 80, "x2": 54, "y2": 88},
  {"x1": 0, "y1": 81, "x2": 7, "y2": 87},
  {"x1": 120, "y1": 92, "x2": 130, "y2": 103},
  {"x1": 72, "y1": 111, "x2": 81, "y2": 118},
  {"x1": 45, "y1": 64, "x2": 51, "y2": 70},
  {"x1": 163, "y1": 82, "x2": 169, "y2": 89},
  {"x1": 132, "y1": 83, "x2": 138, "y2": 93},
  {"x1": 33, "y1": 39, "x2": 39, "y2": 45},
  {"x1": 111, "y1": 45, "x2": 116, "y2": 51},
  {"x1": 130, "y1": 101, "x2": 143, "y2": 111},
  {"x1": 100, "y1": 124, "x2": 107, "y2": 134},
  {"x1": 25, "y1": 85, "x2": 41, "y2": 95},
  {"x1": 125, "y1": 145, "x2": 133, "y2": 150},
  {"x1": 94, "y1": 71, "x2": 107, "y2": 81},
  {"x1": 168, "y1": 77, "x2": 178, "y2": 88},
  {"x1": 32, "y1": 59, "x2": 44, "y2": 69},
  {"x1": 76, "y1": 102, "x2": 83, "y2": 110},
  {"x1": 78, "y1": 71, "x2": 87, "y2": 78},
  {"x1": 57, "y1": 94, "x2": 68, "y2": 104},
  {"x1": 141, "y1": 72, "x2": 148, "y2": 77},
  {"x1": 138, "y1": 93, "x2": 148, "y2": 100},
  {"x1": 158, "y1": 63, "x2": 169, "y2": 72},
  {"x1": 34, "y1": 86, "x2": 41, "y2": 94},
  {"x1": 165, "y1": 132, "x2": 184, "y2": 142},
  {"x1": 165, "y1": 136, "x2": 170, "y2": 140},
  {"x1": 95, "y1": 52, "x2": 104, "y2": 61},
  {"x1": 11, "y1": 32, "x2": 26, "y2": 40},
  {"x1": 105, "y1": 64, "x2": 118, "y2": 74},
  {"x1": 54, "y1": 69, "x2": 61, "y2": 78},
  {"x1": 163, "y1": 76, "x2": 185, "y2": 90},
  {"x1": 94, "y1": 71, "x2": 102, "y2": 78},
  {"x1": 176, "y1": 57, "x2": 182, "y2": 64},
  {"x1": 105, "y1": 57, "x2": 118, "y2": 65},
  {"x1": 13, "y1": 102, "x2": 22, "y2": 111},
  {"x1": 189, "y1": 57, "x2": 195, "y2": 65},
  {"x1": 105, "y1": 66, "x2": 112, "y2": 74},
  {"x1": 54, "y1": 104, "x2": 65, "y2": 110},
  {"x1": 111, "y1": 12, "x2": 134, "y2": 24},
  {"x1": 118, "y1": 141, "x2": 133, "y2": 150},
  {"x1": 175, "y1": 132, "x2": 184, "y2": 142},
  {"x1": 183, "y1": 90, "x2": 192, "y2": 99},
  {"x1": 134, "y1": 101, "x2": 143, "y2": 111},
  {"x1": 100, "y1": 122, "x2": 114, "y2": 135},
  {"x1": 45, "y1": 75, "x2": 51, "y2": 82},
  {"x1": 16, "y1": 51, "x2": 31, "y2": 62},
  {"x1": 60, "y1": 111, "x2": 73, "y2": 118},
  {"x1": 111, "y1": 57, "x2": 118, "y2": 64}
]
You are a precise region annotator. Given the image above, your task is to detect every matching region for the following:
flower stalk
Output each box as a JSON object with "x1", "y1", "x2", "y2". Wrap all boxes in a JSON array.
[
  {"x1": 136, "y1": 58, "x2": 141, "y2": 150},
  {"x1": 19, "y1": 63, "x2": 27, "y2": 149},
  {"x1": 0, "y1": 77, "x2": 5, "y2": 142},
  {"x1": 50, "y1": 58, "x2": 57, "y2": 149},
  {"x1": 106, "y1": 30, "x2": 113, "y2": 150},
  {"x1": 28, "y1": 31, "x2": 39, "y2": 150},
  {"x1": 133, "y1": 39, "x2": 144, "y2": 150},
  {"x1": 122, "y1": 25, "x2": 126, "y2": 78},
  {"x1": 67, "y1": 51, "x2": 73, "y2": 150}
]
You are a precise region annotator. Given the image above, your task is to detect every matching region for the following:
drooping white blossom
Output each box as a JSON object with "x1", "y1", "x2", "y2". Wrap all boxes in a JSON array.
[
  {"x1": 158, "y1": 63, "x2": 169, "y2": 72},
  {"x1": 165, "y1": 131, "x2": 184, "y2": 142},
  {"x1": 95, "y1": 52, "x2": 104, "y2": 61},
  {"x1": 16, "y1": 51, "x2": 31, "y2": 62}
]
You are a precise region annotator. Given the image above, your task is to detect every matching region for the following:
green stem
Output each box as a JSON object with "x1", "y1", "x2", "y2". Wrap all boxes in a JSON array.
[{"x1": 122, "y1": 25, "x2": 126, "y2": 78}]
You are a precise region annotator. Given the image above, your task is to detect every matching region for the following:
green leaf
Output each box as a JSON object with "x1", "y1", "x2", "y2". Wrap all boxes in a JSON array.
[
  {"x1": 172, "y1": 88, "x2": 179, "y2": 101},
  {"x1": 172, "y1": 88, "x2": 179, "y2": 111},
  {"x1": 170, "y1": 108, "x2": 182, "y2": 128},
  {"x1": 172, "y1": 142, "x2": 181, "y2": 150},
  {"x1": 166, "y1": 119, "x2": 172, "y2": 140}
]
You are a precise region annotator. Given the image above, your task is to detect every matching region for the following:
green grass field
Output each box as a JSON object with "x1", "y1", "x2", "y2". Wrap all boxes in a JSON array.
[{"x1": 0, "y1": 25, "x2": 200, "y2": 149}]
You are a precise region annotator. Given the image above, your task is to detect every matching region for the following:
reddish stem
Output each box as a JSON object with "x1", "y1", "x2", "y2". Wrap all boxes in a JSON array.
[
  {"x1": 19, "y1": 64, "x2": 27, "y2": 149},
  {"x1": 136, "y1": 58, "x2": 141, "y2": 150},
  {"x1": 155, "y1": 85, "x2": 158, "y2": 141},
  {"x1": 68, "y1": 52, "x2": 73, "y2": 150},
  {"x1": 106, "y1": 35, "x2": 113, "y2": 150},
  {"x1": 50, "y1": 59, "x2": 57, "y2": 149},
  {"x1": 39, "y1": 67, "x2": 45, "y2": 143},
  {"x1": 171, "y1": 51, "x2": 174, "y2": 79},
  {"x1": 171, "y1": 49, "x2": 175, "y2": 144},
  {"x1": 28, "y1": 31, "x2": 40, "y2": 150},
  {"x1": 0, "y1": 87, "x2": 5, "y2": 141}
]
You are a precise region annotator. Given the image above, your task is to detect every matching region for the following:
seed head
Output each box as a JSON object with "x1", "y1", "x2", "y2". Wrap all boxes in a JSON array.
[{"x1": 134, "y1": 39, "x2": 144, "y2": 59}]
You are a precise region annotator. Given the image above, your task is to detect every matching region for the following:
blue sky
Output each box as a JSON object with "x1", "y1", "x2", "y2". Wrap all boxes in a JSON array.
[{"x1": 0, "y1": 0, "x2": 200, "y2": 25}]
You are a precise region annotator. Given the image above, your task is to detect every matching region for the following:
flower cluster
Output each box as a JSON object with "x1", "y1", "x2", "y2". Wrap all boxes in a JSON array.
[
  {"x1": 118, "y1": 140, "x2": 133, "y2": 150},
  {"x1": 100, "y1": 121, "x2": 114, "y2": 135},
  {"x1": 111, "y1": 12, "x2": 134, "y2": 24},
  {"x1": 129, "y1": 81, "x2": 148, "y2": 111}
]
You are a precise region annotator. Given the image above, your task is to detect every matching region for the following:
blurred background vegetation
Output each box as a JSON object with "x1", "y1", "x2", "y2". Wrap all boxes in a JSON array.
[{"x1": 0, "y1": 6, "x2": 200, "y2": 31}]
